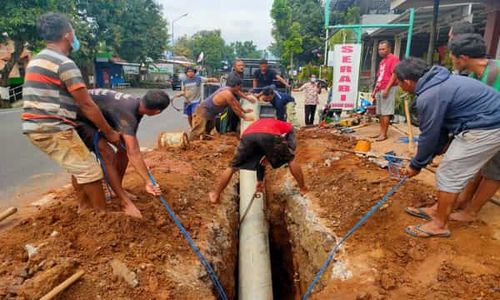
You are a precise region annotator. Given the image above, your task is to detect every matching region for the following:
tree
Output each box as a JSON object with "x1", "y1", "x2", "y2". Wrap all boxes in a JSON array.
[
  {"x1": 80, "y1": 0, "x2": 169, "y2": 63},
  {"x1": 229, "y1": 41, "x2": 261, "y2": 59},
  {"x1": 271, "y1": 0, "x2": 361, "y2": 66},
  {"x1": 189, "y1": 30, "x2": 227, "y2": 73},
  {"x1": 271, "y1": 0, "x2": 324, "y2": 66},
  {"x1": 282, "y1": 22, "x2": 303, "y2": 69},
  {"x1": 327, "y1": 6, "x2": 361, "y2": 49},
  {"x1": 270, "y1": 0, "x2": 292, "y2": 59},
  {"x1": 116, "y1": 0, "x2": 169, "y2": 63},
  {"x1": 0, "y1": 0, "x2": 169, "y2": 87},
  {"x1": 172, "y1": 35, "x2": 193, "y2": 58},
  {"x1": 0, "y1": 0, "x2": 74, "y2": 86}
]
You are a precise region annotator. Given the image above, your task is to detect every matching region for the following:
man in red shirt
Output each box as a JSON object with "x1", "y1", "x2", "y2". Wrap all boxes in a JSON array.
[
  {"x1": 209, "y1": 118, "x2": 307, "y2": 203},
  {"x1": 371, "y1": 41, "x2": 400, "y2": 141}
]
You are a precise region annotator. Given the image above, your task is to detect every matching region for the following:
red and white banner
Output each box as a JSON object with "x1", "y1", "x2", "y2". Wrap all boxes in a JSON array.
[{"x1": 331, "y1": 44, "x2": 361, "y2": 110}]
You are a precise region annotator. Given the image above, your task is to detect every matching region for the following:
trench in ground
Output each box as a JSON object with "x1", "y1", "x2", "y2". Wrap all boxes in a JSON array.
[
  {"x1": 226, "y1": 176, "x2": 336, "y2": 300},
  {"x1": 228, "y1": 180, "x2": 300, "y2": 299},
  {"x1": 267, "y1": 188, "x2": 300, "y2": 300}
]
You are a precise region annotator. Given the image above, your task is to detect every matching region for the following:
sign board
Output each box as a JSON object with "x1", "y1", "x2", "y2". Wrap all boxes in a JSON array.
[
  {"x1": 123, "y1": 65, "x2": 140, "y2": 75},
  {"x1": 331, "y1": 44, "x2": 361, "y2": 110},
  {"x1": 327, "y1": 50, "x2": 335, "y2": 67},
  {"x1": 148, "y1": 63, "x2": 174, "y2": 75}
]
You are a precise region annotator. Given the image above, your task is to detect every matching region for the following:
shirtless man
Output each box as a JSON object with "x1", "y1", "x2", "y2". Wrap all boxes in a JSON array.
[{"x1": 189, "y1": 72, "x2": 254, "y2": 140}]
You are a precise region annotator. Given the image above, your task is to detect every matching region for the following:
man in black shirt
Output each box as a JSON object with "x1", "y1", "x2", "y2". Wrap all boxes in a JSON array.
[
  {"x1": 76, "y1": 89, "x2": 170, "y2": 218},
  {"x1": 253, "y1": 59, "x2": 290, "y2": 89}
]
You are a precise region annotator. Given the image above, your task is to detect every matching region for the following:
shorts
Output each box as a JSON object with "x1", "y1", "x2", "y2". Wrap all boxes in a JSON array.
[
  {"x1": 436, "y1": 128, "x2": 500, "y2": 193},
  {"x1": 184, "y1": 100, "x2": 200, "y2": 116},
  {"x1": 75, "y1": 122, "x2": 99, "y2": 150},
  {"x1": 375, "y1": 86, "x2": 397, "y2": 116},
  {"x1": 481, "y1": 151, "x2": 500, "y2": 180},
  {"x1": 189, "y1": 105, "x2": 215, "y2": 140},
  {"x1": 231, "y1": 133, "x2": 295, "y2": 171},
  {"x1": 26, "y1": 129, "x2": 103, "y2": 184}
]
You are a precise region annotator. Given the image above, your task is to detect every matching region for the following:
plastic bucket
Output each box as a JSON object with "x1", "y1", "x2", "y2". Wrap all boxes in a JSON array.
[
  {"x1": 354, "y1": 140, "x2": 371, "y2": 152},
  {"x1": 157, "y1": 132, "x2": 190, "y2": 149}
]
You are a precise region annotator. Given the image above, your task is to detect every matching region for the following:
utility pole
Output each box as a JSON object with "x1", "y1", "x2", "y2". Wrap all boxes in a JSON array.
[
  {"x1": 324, "y1": 0, "x2": 331, "y2": 66},
  {"x1": 171, "y1": 13, "x2": 188, "y2": 54}
]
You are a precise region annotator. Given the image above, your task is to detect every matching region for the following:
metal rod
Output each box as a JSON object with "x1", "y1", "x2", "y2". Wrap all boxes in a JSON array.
[
  {"x1": 405, "y1": 8, "x2": 415, "y2": 57},
  {"x1": 329, "y1": 23, "x2": 411, "y2": 29},
  {"x1": 324, "y1": 28, "x2": 329, "y2": 66},
  {"x1": 356, "y1": 27, "x2": 362, "y2": 44}
]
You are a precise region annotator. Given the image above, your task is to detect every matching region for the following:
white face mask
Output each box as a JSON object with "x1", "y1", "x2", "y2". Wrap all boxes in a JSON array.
[{"x1": 311, "y1": 77, "x2": 317, "y2": 82}]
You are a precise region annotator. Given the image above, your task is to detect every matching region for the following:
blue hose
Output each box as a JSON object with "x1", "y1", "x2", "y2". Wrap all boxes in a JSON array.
[
  {"x1": 301, "y1": 176, "x2": 408, "y2": 300},
  {"x1": 93, "y1": 132, "x2": 113, "y2": 200},
  {"x1": 148, "y1": 173, "x2": 228, "y2": 300},
  {"x1": 93, "y1": 132, "x2": 228, "y2": 299}
]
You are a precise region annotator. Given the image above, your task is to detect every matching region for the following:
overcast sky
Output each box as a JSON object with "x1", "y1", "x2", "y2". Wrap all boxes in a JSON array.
[{"x1": 157, "y1": 0, "x2": 274, "y2": 49}]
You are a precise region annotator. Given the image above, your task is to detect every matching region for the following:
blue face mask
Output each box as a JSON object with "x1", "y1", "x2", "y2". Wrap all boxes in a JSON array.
[{"x1": 71, "y1": 34, "x2": 80, "y2": 52}]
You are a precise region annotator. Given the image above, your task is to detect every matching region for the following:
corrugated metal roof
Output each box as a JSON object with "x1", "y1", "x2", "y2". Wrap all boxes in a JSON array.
[{"x1": 370, "y1": 2, "x2": 486, "y2": 38}]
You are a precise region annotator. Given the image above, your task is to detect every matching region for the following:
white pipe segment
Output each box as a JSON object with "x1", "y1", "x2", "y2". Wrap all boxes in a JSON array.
[{"x1": 238, "y1": 100, "x2": 273, "y2": 300}]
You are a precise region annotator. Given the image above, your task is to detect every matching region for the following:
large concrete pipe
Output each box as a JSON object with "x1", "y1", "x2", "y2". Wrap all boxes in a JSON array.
[{"x1": 238, "y1": 100, "x2": 273, "y2": 300}]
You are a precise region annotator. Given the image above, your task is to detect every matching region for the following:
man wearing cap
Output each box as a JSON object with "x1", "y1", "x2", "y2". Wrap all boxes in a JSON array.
[
  {"x1": 253, "y1": 59, "x2": 290, "y2": 89},
  {"x1": 173, "y1": 67, "x2": 219, "y2": 127}
]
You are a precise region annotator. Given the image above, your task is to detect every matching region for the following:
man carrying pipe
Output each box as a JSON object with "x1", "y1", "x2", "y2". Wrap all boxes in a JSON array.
[
  {"x1": 253, "y1": 58, "x2": 290, "y2": 89},
  {"x1": 76, "y1": 89, "x2": 170, "y2": 218},
  {"x1": 209, "y1": 118, "x2": 307, "y2": 204},
  {"x1": 395, "y1": 57, "x2": 500, "y2": 238},
  {"x1": 258, "y1": 85, "x2": 299, "y2": 127},
  {"x1": 189, "y1": 73, "x2": 254, "y2": 140}
]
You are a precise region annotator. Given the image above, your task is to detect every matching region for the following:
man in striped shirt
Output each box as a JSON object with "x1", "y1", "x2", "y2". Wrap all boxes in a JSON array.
[{"x1": 22, "y1": 12, "x2": 121, "y2": 214}]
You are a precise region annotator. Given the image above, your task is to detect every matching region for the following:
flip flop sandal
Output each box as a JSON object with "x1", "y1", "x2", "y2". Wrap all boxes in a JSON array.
[
  {"x1": 404, "y1": 207, "x2": 432, "y2": 221},
  {"x1": 404, "y1": 224, "x2": 451, "y2": 238}
]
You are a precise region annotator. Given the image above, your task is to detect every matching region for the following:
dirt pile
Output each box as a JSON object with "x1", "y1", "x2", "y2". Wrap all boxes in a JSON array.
[
  {"x1": 1, "y1": 128, "x2": 499, "y2": 300},
  {"x1": 0, "y1": 135, "x2": 239, "y2": 300},
  {"x1": 266, "y1": 128, "x2": 500, "y2": 300}
]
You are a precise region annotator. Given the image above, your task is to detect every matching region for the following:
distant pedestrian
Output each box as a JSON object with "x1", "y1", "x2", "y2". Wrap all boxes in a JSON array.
[{"x1": 293, "y1": 74, "x2": 321, "y2": 125}]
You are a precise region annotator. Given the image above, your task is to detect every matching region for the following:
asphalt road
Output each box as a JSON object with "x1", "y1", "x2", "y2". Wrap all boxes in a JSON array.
[{"x1": 0, "y1": 88, "x2": 187, "y2": 207}]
